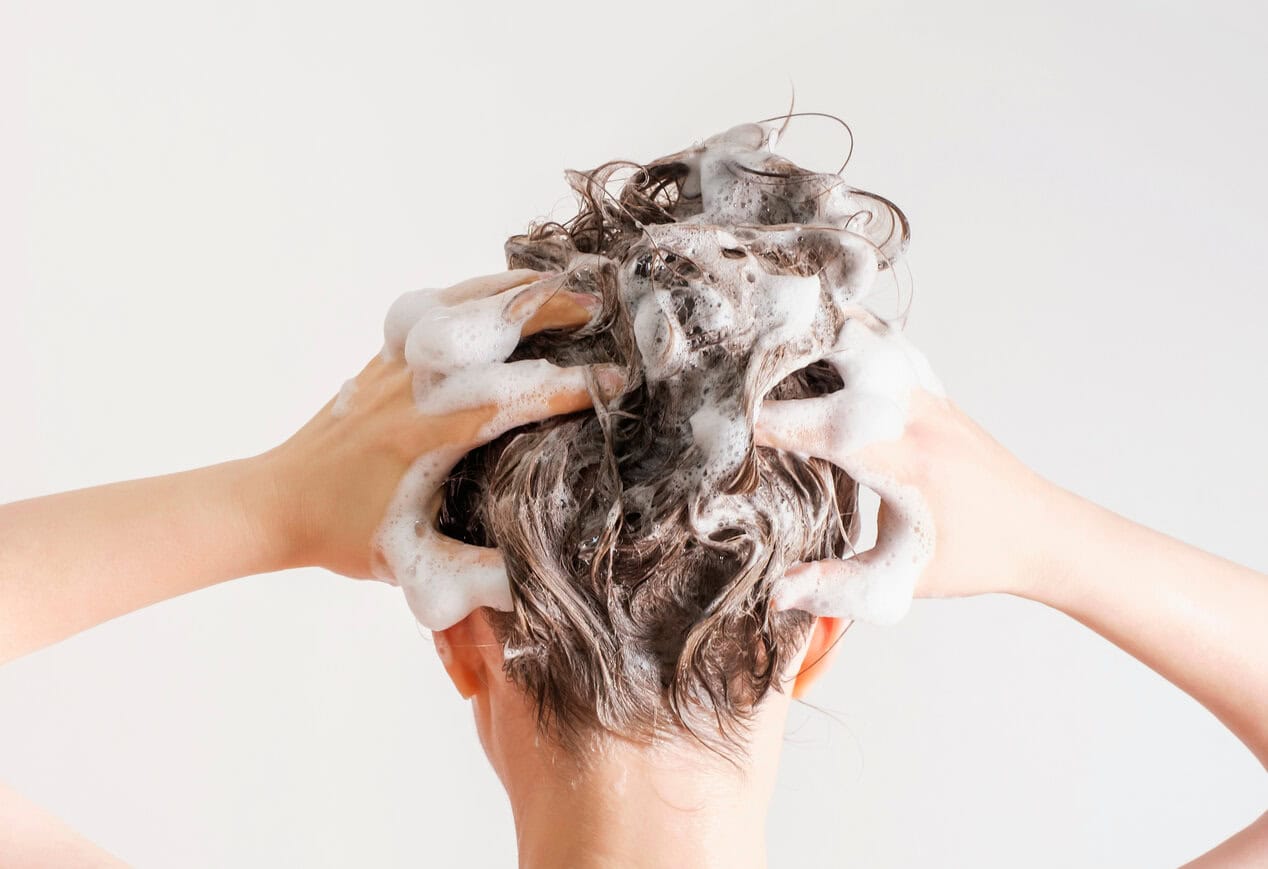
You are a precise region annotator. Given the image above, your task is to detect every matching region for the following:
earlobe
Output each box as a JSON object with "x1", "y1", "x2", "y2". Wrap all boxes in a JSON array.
[
  {"x1": 790, "y1": 616, "x2": 850, "y2": 699},
  {"x1": 433, "y1": 616, "x2": 485, "y2": 700}
]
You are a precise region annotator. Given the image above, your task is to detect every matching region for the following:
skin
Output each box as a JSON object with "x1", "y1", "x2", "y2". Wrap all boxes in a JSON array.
[
  {"x1": 435, "y1": 389, "x2": 1268, "y2": 868},
  {"x1": 0, "y1": 269, "x2": 599, "y2": 662},
  {"x1": 1, "y1": 270, "x2": 1265, "y2": 866}
]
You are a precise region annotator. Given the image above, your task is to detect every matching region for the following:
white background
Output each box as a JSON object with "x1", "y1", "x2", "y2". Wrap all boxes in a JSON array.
[{"x1": 3, "y1": 1, "x2": 1266, "y2": 866}]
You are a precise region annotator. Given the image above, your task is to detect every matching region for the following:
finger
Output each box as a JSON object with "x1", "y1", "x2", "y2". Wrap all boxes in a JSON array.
[
  {"x1": 403, "y1": 286, "x2": 525, "y2": 372},
  {"x1": 376, "y1": 481, "x2": 514, "y2": 630},
  {"x1": 756, "y1": 391, "x2": 904, "y2": 464},
  {"x1": 438, "y1": 268, "x2": 557, "y2": 305},
  {"x1": 773, "y1": 474, "x2": 932, "y2": 625},
  {"x1": 400, "y1": 532, "x2": 513, "y2": 631},
  {"x1": 383, "y1": 288, "x2": 440, "y2": 358},
  {"x1": 830, "y1": 317, "x2": 945, "y2": 399},
  {"x1": 466, "y1": 359, "x2": 625, "y2": 445},
  {"x1": 754, "y1": 395, "x2": 837, "y2": 456},
  {"x1": 499, "y1": 274, "x2": 570, "y2": 322},
  {"x1": 403, "y1": 276, "x2": 587, "y2": 373},
  {"x1": 521, "y1": 291, "x2": 600, "y2": 336}
]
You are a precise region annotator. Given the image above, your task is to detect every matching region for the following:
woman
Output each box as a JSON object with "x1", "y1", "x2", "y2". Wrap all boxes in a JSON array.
[{"x1": 3, "y1": 124, "x2": 1266, "y2": 867}]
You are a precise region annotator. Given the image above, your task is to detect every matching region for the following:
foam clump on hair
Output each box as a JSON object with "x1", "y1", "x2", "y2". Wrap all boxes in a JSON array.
[{"x1": 439, "y1": 119, "x2": 912, "y2": 756}]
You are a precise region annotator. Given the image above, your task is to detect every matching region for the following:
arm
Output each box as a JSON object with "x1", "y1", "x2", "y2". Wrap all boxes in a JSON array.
[
  {"x1": 0, "y1": 268, "x2": 608, "y2": 862},
  {"x1": 0, "y1": 783, "x2": 127, "y2": 868},
  {"x1": 758, "y1": 385, "x2": 1267, "y2": 865},
  {"x1": 1016, "y1": 482, "x2": 1268, "y2": 770},
  {"x1": 0, "y1": 268, "x2": 599, "y2": 665},
  {"x1": 0, "y1": 457, "x2": 290, "y2": 664},
  {"x1": 1017, "y1": 483, "x2": 1268, "y2": 867}
]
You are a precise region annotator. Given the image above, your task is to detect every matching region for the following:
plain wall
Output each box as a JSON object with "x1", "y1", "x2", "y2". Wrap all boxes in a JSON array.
[{"x1": 2, "y1": 0, "x2": 1265, "y2": 866}]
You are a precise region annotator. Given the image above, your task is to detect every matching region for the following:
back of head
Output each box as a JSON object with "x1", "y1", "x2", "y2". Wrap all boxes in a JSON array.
[{"x1": 438, "y1": 120, "x2": 909, "y2": 758}]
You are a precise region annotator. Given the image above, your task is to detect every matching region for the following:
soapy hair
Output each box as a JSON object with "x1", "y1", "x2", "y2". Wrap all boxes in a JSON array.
[{"x1": 438, "y1": 122, "x2": 907, "y2": 758}]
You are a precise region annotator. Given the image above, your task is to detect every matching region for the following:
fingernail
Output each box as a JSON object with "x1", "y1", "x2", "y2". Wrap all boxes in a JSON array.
[
  {"x1": 432, "y1": 631, "x2": 452, "y2": 663},
  {"x1": 504, "y1": 278, "x2": 561, "y2": 320},
  {"x1": 595, "y1": 364, "x2": 627, "y2": 401},
  {"x1": 566, "y1": 291, "x2": 602, "y2": 313}
]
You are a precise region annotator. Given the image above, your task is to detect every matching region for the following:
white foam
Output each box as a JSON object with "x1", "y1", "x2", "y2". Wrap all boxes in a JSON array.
[
  {"x1": 330, "y1": 377, "x2": 358, "y2": 417},
  {"x1": 611, "y1": 128, "x2": 896, "y2": 539},
  {"x1": 614, "y1": 122, "x2": 941, "y2": 623},
  {"x1": 764, "y1": 309, "x2": 944, "y2": 623},
  {"x1": 370, "y1": 120, "x2": 940, "y2": 631},
  {"x1": 372, "y1": 275, "x2": 586, "y2": 630}
]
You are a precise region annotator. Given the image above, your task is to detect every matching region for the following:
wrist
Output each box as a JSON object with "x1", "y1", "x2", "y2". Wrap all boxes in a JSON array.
[
  {"x1": 230, "y1": 451, "x2": 306, "y2": 574},
  {"x1": 1003, "y1": 476, "x2": 1100, "y2": 608}
]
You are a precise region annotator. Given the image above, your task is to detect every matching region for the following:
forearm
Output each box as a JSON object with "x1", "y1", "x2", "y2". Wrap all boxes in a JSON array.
[
  {"x1": 0, "y1": 781, "x2": 126, "y2": 867},
  {"x1": 1015, "y1": 483, "x2": 1268, "y2": 768},
  {"x1": 0, "y1": 457, "x2": 291, "y2": 664}
]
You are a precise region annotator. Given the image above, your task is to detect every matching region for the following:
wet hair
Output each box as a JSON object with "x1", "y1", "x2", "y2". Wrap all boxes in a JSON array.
[{"x1": 438, "y1": 120, "x2": 908, "y2": 759}]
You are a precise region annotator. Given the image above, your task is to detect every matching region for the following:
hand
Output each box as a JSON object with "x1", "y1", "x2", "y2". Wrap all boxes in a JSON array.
[
  {"x1": 755, "y1": 309, "x2": 1058, "y2": 623},
  {"x1": 757, "y1": 314, "x2": 1268, "y2": 865},
  {"x1": 0, "y1": 268, "x2": 620, "y2": 661},
  {"x1": 259, "y1": 269, "x2": 617, "y2": 590}
]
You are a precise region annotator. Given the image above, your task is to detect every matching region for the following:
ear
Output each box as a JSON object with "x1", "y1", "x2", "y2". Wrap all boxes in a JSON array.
[
  {"x1": 432, "y1": 613, "x2": 487, "y2": 700},
  {"x1": 790, "y1": 616, "x2": 850, "y2": 699}
]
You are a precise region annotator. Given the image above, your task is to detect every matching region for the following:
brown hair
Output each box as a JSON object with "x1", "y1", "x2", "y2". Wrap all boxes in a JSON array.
[{"x1": 438, "y1": 122, "x2": 907, "y2": 758}]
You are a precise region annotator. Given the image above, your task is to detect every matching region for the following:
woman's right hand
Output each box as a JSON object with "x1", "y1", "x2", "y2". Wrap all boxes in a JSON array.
[
  {"x1": 261, "y1": 269, "x2": 618, "y2": 594},
  {"x1": 755, "y1": 311, "x2": 1061, "y2": 622}
]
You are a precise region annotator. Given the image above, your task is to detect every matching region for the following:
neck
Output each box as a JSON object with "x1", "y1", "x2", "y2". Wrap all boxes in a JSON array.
[{"x1": 505, "y1": 739, "x2": 772, "y2": 869}]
